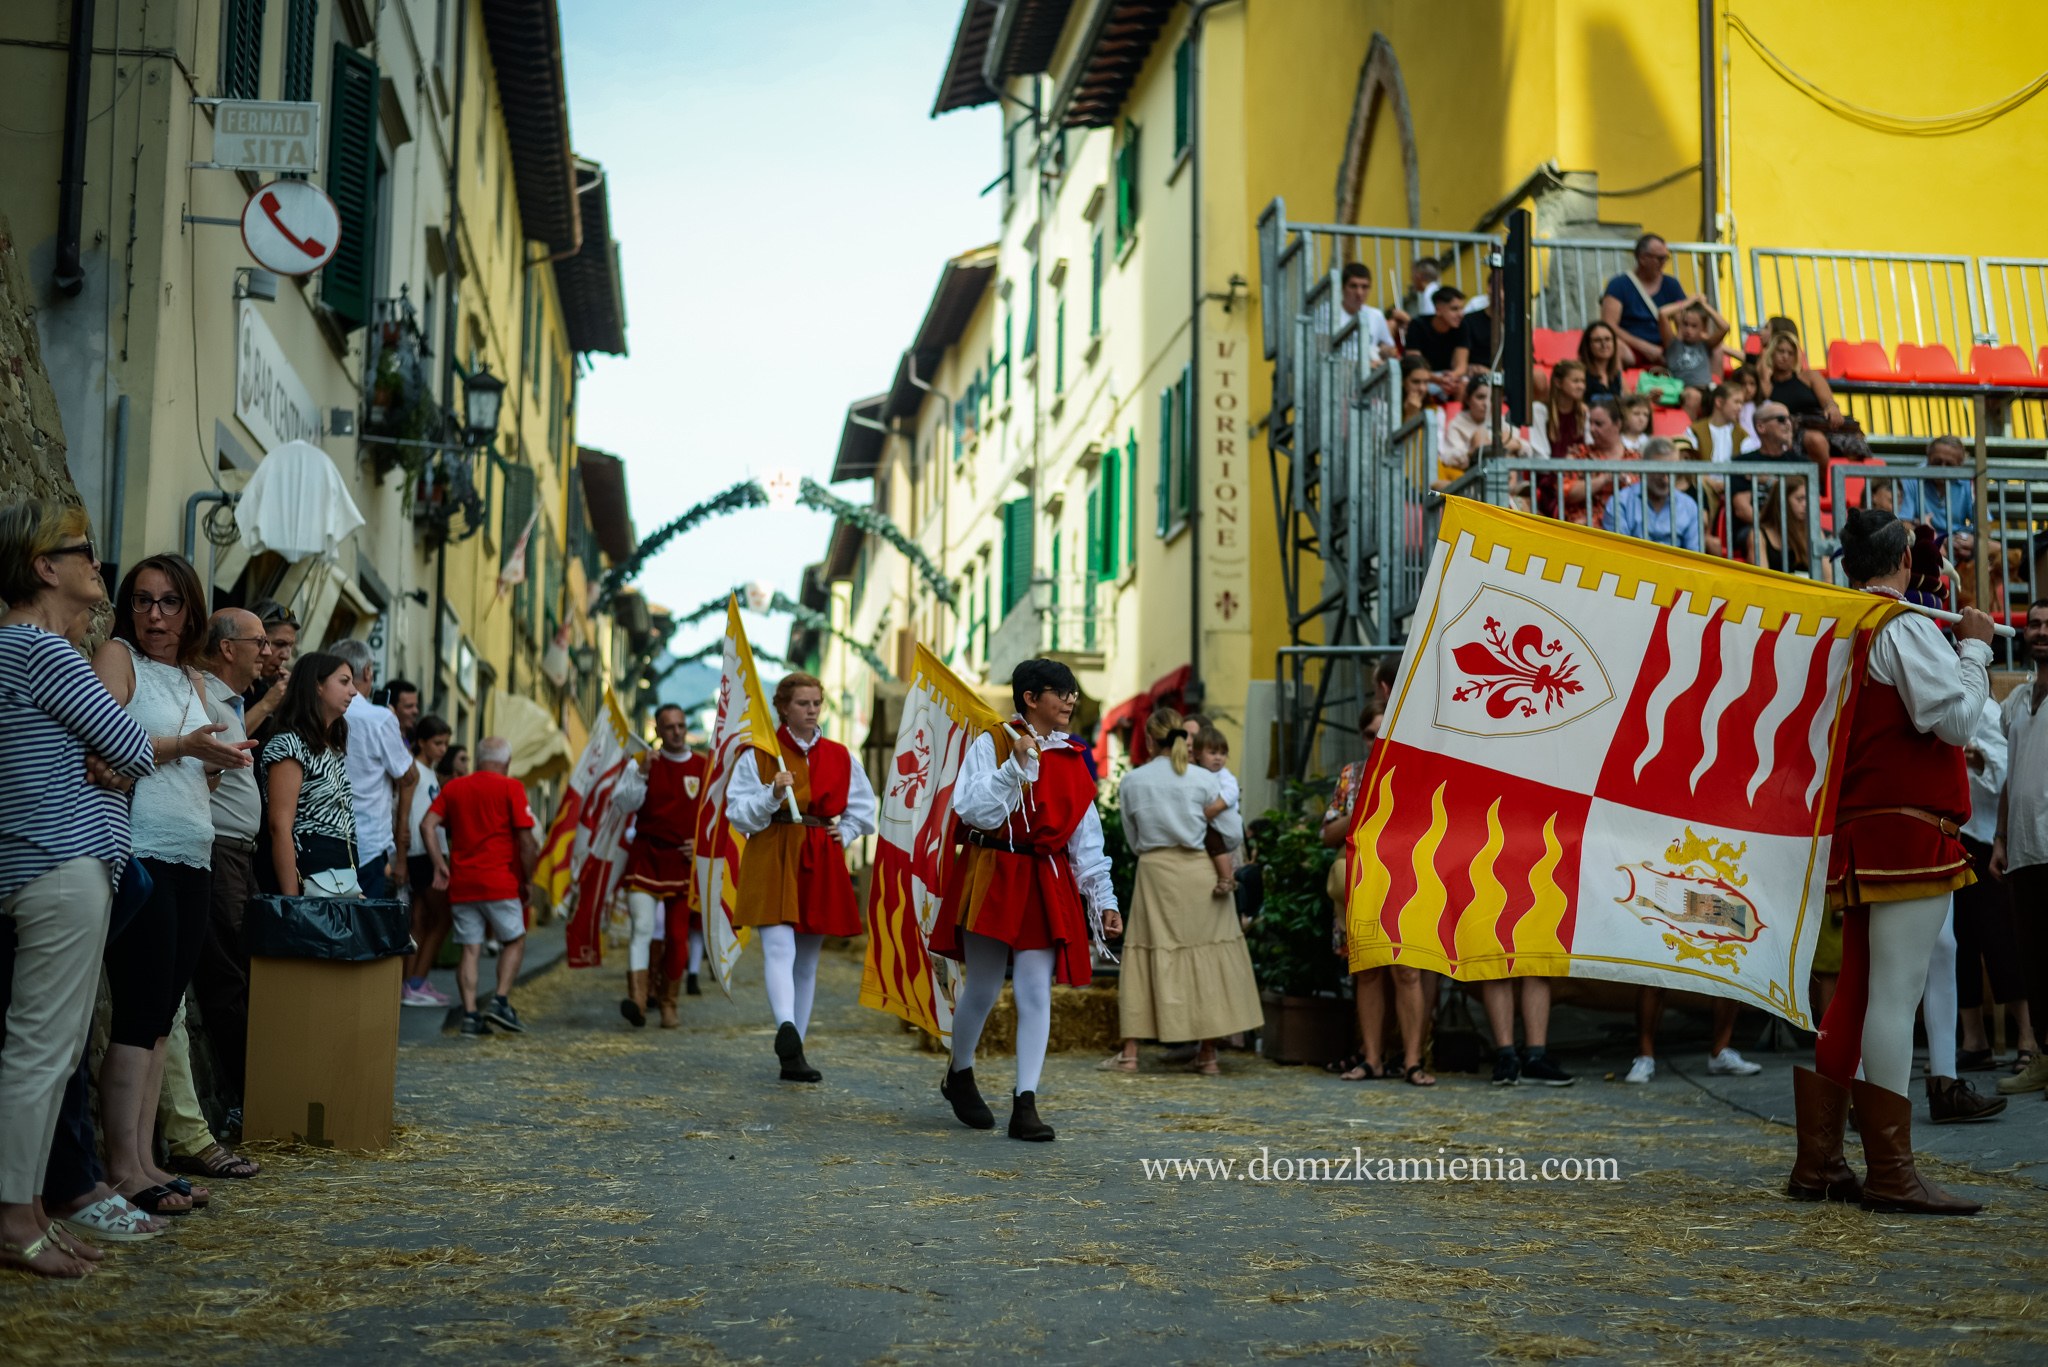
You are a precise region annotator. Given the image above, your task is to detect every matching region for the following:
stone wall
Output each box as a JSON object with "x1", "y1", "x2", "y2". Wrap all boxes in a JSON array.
[{"x1": 0, "y1": 211, "x2": 79, "y2": 504}]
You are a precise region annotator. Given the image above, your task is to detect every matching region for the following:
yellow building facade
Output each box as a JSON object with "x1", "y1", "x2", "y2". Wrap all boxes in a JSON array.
[{"x1": 0, "y1": 0, "x2": 638, "y2": 778}]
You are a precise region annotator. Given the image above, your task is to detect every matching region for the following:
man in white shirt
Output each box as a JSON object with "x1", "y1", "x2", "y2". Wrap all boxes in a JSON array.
[
  {"x1": 1338, "y1": 263, "x2": 1399, "y2": 367},
  {"x1": 329, "y1": 638, "x2": 414, "y2": 900},
  {"x1": 1994, "y1": 601, "x2": 2048, "y2": 1096}
]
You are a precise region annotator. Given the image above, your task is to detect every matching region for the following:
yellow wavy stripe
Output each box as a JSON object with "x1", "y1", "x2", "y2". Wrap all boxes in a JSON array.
[
  {"x1": 1452, "y1": 799, "x2": 1509, "y2": 978},
  {"x1": 1344, "y1": 767, "x2": 1399, "y2": 974},
  {"x1": 1510, "y1": 813, "x2": 1572, "y2": 975},
  {"x1": 1440, "y1": 497, "x2": 1904, "y2": 640},
  {"x1": 1392, "y1": 783, "x2": 1452, "y2": 971}
]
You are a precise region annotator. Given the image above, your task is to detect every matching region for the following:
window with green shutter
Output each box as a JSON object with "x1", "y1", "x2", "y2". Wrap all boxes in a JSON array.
[
  {"x1": 1126, "y1": 430, "x2": 1140, "y2": 572},
  {"x1": 1157, "y1": 370, "x2": 1192, "y2": 536},
  {"x1": 1114, "y1": 122, "x2": 1141, "y2": 252},
  {"x1": 1054, "y1": 297, "x2": 1066, "y2": 393},
  {"x1": 982, "y1": 573, "x2": 993, "y2": 660},
  {"x1": 1084, "y1": 483, "x2": 1101, "y2": 649},
  {"x1": 1089, "y1": 230, "x2": 1103, "y2": 337},
  {"x1": 320, "y1": 44, "x2": 380, "y2": 330},
  {"x1": 1178, "y1": 363, "x2": 1194, "y2": 523},
  {"x1": 1156, "y1": 385, "x2": 1174, "y2": 536},
  {"x1": 1098, "y1": 445, "x2": 1121, "y2": 580},
  {"x1": 1049, "y1": 532, "x2": 1062, "y2": 650},
  {"x1": 1001, "y1": 315, "x2": 1012, "y2": 403},
  {"x1": 1172, "y1": 40, "x2": 1192, "y2": 156},
  {"x1": 1000, "y1": 497, "x2": 1033, "y2": 614},
  {"x1": 1022, "y1": 263, "x2": 1038, "y2": 359},
  {"x1": 284, "y1": 0, "x2": 319, "y2": 102},
  {"x1": 220, "y1": 0, "x2": 267, "y2": 100}
]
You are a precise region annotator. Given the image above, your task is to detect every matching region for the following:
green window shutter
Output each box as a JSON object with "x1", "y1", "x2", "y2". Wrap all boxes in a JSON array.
[
  {"x1": 982, "y1": 574, "x2": 992, "y2": 659},
  {"x1": 501, "y1": 461, "x2": 536, "y2": 562},
  {"x1": 1086, "y1": 481, "x2": 1102, "y2": 585},
  {"x1": 1126, "y1": 431, "x2": 1141, "y2": 572},
  {"x1": 1001, "y1": 497, "x2": 1033, "y2": 613},
  {"x1": 1023, "y1": 264, "x2": 1038, "y2": 358},
  {"x1": 1116, "y1": 123, "x2": 1140, "y2": 249},
  {"x1": 320, "y1": 44, "x2": 379, "y2": 330},
  {"x1": 1100, "y1": 445, "x2": 1121, "y2": 579},
  {"x1": 1049, "y1": 532, "x2": 1061, "y2": 651},
  {"x1": 1002, "y1": 316, "x2": 1012, "y2": 402},
  {"x1": 221, "y1": 0, "x2": 267, "y2": 100},
  {"x1": 1054, "y1": 299, "x2": 1065, "y2": 393},
  {"x1": 1089, "y1": 231, "x2": 1103, "y2": 337},
  {"x1": 1177, "y1": 365, "x2": 1194, "y2": 524},
  {"x1": 283, "y1": 0, "x2": 319, "y2": 102},
  {"x1": 1156, "y1": 385, "x2": 1174, "y2": 536},
  {"x1": 1173, "y1": 40, "x2": 1191, "y2": 155}
]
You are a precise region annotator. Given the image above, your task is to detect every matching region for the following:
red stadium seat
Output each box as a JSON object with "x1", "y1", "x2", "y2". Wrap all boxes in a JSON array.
[
  {"x1": 1533, "y1": 329, "x2": 1581, "y2": 366},
  {"x1": 1971, "y1": 344, "x2": 2048, "y2": 388},
  {"x1": 1894, "y1": 343, "x2": 1969, "y2": 384},
  {"x1": 1651, "y1": 407, "x2": 1692, "y2": 437},
  {"x1": 1827, "y1": 340, "x2": 1896, "y2": 382},
  {"x1": 1743, "y1": 332, "x2": 1764, "y2": 357}
]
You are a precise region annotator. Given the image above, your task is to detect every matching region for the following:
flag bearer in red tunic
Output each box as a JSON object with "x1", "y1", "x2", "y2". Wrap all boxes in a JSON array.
[
  {"x1": 613, "y1": 704, "x2": 706, "y2": 1028},
  {"x1": 727, "y1": 672, "x2": 876, "y2": 1083},
  {"x1": 1789, "y1": 510, "x2": 1994, "y2": 1215},
  {"x1": 931, "y1": 659, "x2": 1122, "y2": 1142}
]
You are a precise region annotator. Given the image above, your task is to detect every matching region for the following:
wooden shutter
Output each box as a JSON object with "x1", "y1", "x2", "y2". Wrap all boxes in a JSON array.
[
  {"x1": 1173, "y1": 40, "x2": 1192, "y2": 154},
  {"x1": 1089, "y1": 231, "x2": 1103, "y2": 336},
  {"x1": 1001, "y1": 497, "x2": 1033, "y2": 613},
  {"x1": 320, "y1": 44, "x2": 379, "y2": 329},
  {"x1": 1177, "y1": 364, "x2": 1195, "y2": 523},
  {"x1": 283, "y1": 0, "x2": 319, "y2": 101},
  {"x1": 1054, "y1": 299, "x2": 1066, "y2": 392},
  {"x1": 1116, "y1": 123, "x2": 1140, "y2": 249},
  {"x1": 1100, "y1": 445, "x2": 1121, "y2": 579},
  {"x1": 1086, "y1": 481, "x2": 1102, "y2": 584},
  {"x1": 221, "y1": 0, "x2": 267, "y2": 100},
  {"x1": 1156, "y1": 385, "x2": 1174, "y2": 535},
  {"x1": 1126, "y1": 431, "x2": 1140, "y2": 571},
  {"x1": 1023, "y1": 263, "x2": 1038, "y2": 358}
]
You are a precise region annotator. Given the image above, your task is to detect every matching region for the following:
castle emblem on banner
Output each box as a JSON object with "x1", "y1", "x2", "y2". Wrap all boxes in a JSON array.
[
  {"x1": 1434, "y1": 586, "x2": 1613, "y2": 737},
  {"x1": 1615, "y1": 828, "x2": 1761, "y2": 972}
]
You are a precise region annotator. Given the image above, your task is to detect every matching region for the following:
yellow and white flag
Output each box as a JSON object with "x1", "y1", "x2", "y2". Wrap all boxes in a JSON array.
[
  {"x1": 859, "y1": 644, "x2": 1003, "y2": 1042},
  {"x1": 692, "y1": 596, "x2": 785, "y2": 995}
]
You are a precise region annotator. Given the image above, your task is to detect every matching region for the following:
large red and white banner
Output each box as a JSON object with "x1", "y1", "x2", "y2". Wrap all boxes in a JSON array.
[
  {"x1": 540, "y1": 689, "x2": 642, "y2": 969},
  {"x1": 1346, "y1": 499, "x2": 1904, "y2": 1027}
]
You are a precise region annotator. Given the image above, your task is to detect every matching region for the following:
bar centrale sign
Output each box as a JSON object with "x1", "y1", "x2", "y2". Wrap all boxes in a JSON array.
[{"x1": 211, "y1": 100, "x2": 321, "y2": 174}]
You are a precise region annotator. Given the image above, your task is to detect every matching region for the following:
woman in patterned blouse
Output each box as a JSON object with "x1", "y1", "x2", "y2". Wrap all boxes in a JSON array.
[{"x1": 258, "y1": 653, "x2": 359, "y2": 896}]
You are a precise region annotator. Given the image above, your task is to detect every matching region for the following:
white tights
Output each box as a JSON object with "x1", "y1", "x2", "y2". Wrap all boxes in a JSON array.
[
  {"x1": 949, "y1": 932, "x2": 1056, "y2": 1096},
  {"x1": 1920, "y1": 901, "x2": 1958, "y2": 1080},
  {"x1": 687, "y1": 928, "x2": 704, "y2": 975},
  {"x1": 626, "y1": 891, "x2": 659, "y2": 972},
  {"x1": 759, "y1": 924, "x2": 824, "y2": 1036},
  {"x1": 1863, "y1": 893, "x2": 1951, "y2": 1096}
]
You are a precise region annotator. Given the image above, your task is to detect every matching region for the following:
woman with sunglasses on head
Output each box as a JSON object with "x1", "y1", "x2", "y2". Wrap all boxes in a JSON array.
[{"x1": 88, "y1": 554, "x2": 254, "y2": 1220}]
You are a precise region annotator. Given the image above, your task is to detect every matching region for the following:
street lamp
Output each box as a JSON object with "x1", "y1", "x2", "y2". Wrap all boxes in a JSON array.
[{"x1": 463, "y1": 365, "x2": 506, "y2": 449}]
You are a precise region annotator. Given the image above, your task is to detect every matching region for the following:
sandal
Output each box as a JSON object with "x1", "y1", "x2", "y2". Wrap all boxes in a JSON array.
[
  {"x1": 161, "y1": 1176, "x2": 210, "y2": 1208},
  {"x1": 1096, "y1": 1054, "x2": 1138, "y2": 1072},
  {"x1": 2011, "y1": 1050, "x2": 2037, "y2": 1075},
  {"x1": 1192, "y1": 1053, "x2": 1221, "y2": 1076},
  {"x1": 1404, "y1": 1063, "x2": 1438, "y2": 1087},
  {"x1": 60, "y1": 1196, "x2": 162, "y2": 1243},
  {"x1": 1339, "y1": 1059, "x2": 1381, "y2": 1082},
  {"x1": 1324, "y1": 1051, "x2": 1368, "y2": 1076},
  {"x1": 0, "y1": 1230, "x2": 88, "y2": 1279},
  {"x1": 45, "y1": 1222, "x2": 102, "y2": 1262},
  {"x1": 1956, "y1": 1047, "x2": 1996, "y2": 1072},
  {"x1": 169, "y1": 1143, "x2": 260, "y2": 1179},
  {"x1": 123, "y1": 1184, "x2": 192, "y2": 1215}
]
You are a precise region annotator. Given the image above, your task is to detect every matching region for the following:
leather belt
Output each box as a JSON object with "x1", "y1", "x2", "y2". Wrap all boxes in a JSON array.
[
  {"x1": 965, "y1": 829, "x2": 1058, "y2": 856},
  {"x1": 1840, "y1": 806, "x2": 1962, "y2": 839},
  {"x1": 213, "y1": 834, "x2": 259, "y2": 853},
  {"x1": 770, "y1": 813, "x2": 832, "y2": 828}
]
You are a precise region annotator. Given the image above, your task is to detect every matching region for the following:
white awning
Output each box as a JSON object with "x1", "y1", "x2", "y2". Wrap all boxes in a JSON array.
[
  {"x1": 236, "y1": 439, "x2": 366, "y2": 563},
  {"x1": 495, "y1": 691, "x2": 573, "y2": 784}
]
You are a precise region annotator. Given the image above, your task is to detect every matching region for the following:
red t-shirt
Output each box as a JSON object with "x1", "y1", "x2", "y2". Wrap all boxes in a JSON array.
[{"x1": 429, "y1": 771, "x2": 537, "y2": 903}]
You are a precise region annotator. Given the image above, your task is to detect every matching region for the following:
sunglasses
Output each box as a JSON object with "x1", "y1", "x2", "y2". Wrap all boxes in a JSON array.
[{"x1": 42, "y1": 540, "x2": 96, "y2": 564}]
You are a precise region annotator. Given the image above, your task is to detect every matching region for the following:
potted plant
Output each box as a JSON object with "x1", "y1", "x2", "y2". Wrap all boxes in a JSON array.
[{"x1": 1244, "y1": 783, "x2": 1353, "y2": 1065}]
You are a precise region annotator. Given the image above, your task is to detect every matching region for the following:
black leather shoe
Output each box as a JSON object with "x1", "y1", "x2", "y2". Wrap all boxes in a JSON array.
[
  {"x1": 1007, "y1": 1090, "x2": 1055, "y2": 1142},
  {"x1": 775, "y1": 1021, "x2": 821, "y2": 1083},
  {"x1": 942, "y1": 1066, "x2": 995, "y2": 1129},
  {"x1": 685, "y1": 973, "x2": 702, "y2": 996}
]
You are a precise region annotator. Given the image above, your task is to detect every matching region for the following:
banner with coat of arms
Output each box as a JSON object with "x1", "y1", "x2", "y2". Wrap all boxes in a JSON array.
[
  {"x1": 692, "y1": 596, "x2": 782, "y2": 996},
  {"x1": 538, "y1": 688, "x2": 643, "y2": 969},
  {"x1": 859, "y1": 644, "x2": 1004, "y2": 1042},
  {"x1": 1346, "y1": 499, "x2": 1906, "y2": 1027}
]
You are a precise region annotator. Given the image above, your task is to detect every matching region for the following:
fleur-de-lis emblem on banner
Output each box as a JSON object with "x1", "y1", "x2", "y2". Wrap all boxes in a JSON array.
[{"x1": 1451, "y1": 616, "x2": 1584, "y2": 719}]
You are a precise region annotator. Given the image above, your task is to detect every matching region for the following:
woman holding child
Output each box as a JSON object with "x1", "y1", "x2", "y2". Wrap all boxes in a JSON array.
[{"x1": 1106, "y1": 708, "x2": 1263, "y2": 1076}]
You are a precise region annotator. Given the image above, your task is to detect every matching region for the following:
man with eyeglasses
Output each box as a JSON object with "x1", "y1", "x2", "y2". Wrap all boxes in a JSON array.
[
  {"x1": 241, "y1": 601, "x2": 297, "y2": 734},
  {"x1": 1601, "y1": 233, "x2": 1688, "y2": 365},
  {"x1": 1724, "y1": 401, "x2": 1809, "y2": 551}
]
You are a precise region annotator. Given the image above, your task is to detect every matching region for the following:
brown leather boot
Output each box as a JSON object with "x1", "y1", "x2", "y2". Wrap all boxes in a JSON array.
[
  {"x1": 656, "y1": 966, "x2": 681, "y2": 1029},
  {"x1": 1927, "y1": 1075, "x2": 2006, "y2": 1124},
  {"x1": 619, "y1": 969, "x2": 648, "y2": 1028},
  {"x1": 1785, "y1": 1067, "x2": 1861, "y2": 1203},
  {"x1": 1851, "y1": 1079, "x2": 1982, "y2": 1214}
]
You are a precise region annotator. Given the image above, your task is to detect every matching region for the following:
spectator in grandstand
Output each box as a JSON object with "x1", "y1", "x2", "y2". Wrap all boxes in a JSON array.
[
  {"x1": 1569, "y1": 399, "x2": 1635, "y2": 526},
  {"x1": 1691, "y1": 381, "x2": 1754, "y2": 465},
  {"x1": 1404, "y1": 286, "x2": 1476, "y2": 387},
  {"x1": 1601, "y1": 233, "x2": 1688, "y2": 364},
  {"x1": 1760, "y1": 329, "x2": 1869, "y2": 465},
  {"x1": 1725, "y1": 401, "x2": 1807, "y2": 544},
  {"x1": 1528, "y1": 360, "x2": 1588, "y2": 460},
  {"x1": 1731, "y1": 361, "x2": 1763, "y2": 442},
  {"x1": 1895, "y1": 436, "x2": 1976, "y2": 556},
  {"x1": 1438, "y1": 379, "x2": 1528, "y2": 487},
  {"x1": 1577, "y1": 321, "x2": 1629, "y2": 405},
  {"x1": 1743, "y1": 480, "x2": 1813, "y2": 574},
  {"x1": 1604, "y1": 438, "x2": 1700, "y2": 551},
  {"x1": 1657, "y1": 297, "x2": 1733, "y2": 415},
  {"x1": 1399, "y1": 356, "x2": 1446, "y2": 436},
  {"x1": 1617, "y1": 394, "x2": 1655, "y2": 453},
  {"x1": 1391, "y1": 256, "x2": 1441, "y2": 330},
  {"x1": 1338, "y1": 262, "x2": 1400, "y2": 365}
]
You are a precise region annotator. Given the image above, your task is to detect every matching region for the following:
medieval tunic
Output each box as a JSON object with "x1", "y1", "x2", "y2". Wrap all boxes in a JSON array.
[
  {"x1": 727, "y1": 726, "x2": 877, "y2": 938},
  {"x1": 621, "y1": 748, "x2": 706, "y2": 903},
  {"x1": 1115, "y1": 756, "x2": 1264, "y2": 1042},
  {"x1": 1826, "y1": 607, "x2": 1990, "y2": 908},
  {"x1": 931, "y1": 728, "x2": 1116, "y2": 987}
]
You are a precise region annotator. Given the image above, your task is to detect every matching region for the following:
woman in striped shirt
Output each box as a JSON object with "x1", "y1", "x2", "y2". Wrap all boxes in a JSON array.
[
  {"x1": 259, "y1": 652, "x2": 360, "y2": 895},
  {"x1": 0, "y1": 501, "x2": 154, "y2": 1278}
]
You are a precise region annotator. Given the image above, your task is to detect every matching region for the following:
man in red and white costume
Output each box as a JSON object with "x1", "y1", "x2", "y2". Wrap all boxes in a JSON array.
[
  {"x1": 727, "y1": 672, "x2": 876, "y2": 1083},
  {"x1": 1789, "y1": 509, "x2": 1993, "y2": 1215},
  {"x1": 612, "y1": 704, "x2": 706, "y2": 1028},
  {"x1": 931, "y1": 658, "x2": 1122, "y2": 1142}
]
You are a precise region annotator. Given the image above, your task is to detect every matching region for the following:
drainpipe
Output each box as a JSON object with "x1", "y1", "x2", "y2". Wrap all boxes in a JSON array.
[
  {"x1": 53, "y1": 0, "x2": 95, "y2": 295},
  {"x1": 1697, "y1": 0, "x2": 1717, "y2": 242},
  {"x1": 1185, "y1": 0, "x2": 1234, "y2": 708},
  {"x1": 107, "y1": 392, "x2": 128, "y2": 569},
  {"x1": 183, "y1": 489, "x2": 233, "y2": 563}
]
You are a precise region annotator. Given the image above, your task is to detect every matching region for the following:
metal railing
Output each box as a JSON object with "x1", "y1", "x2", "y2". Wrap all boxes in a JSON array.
[
  {"x1": 1531, "y1": 238, "x2": 1746, "y2": 336},
  {"x1": 1978, "y1": 257, "x2": 2048, "y2": 360},
  {"x1": 1830, "y1": 461, "x2": 2048, "y2": 622},
  {"x1": 1751, "y1": 247, "x2": 1984, "y2": 357}
]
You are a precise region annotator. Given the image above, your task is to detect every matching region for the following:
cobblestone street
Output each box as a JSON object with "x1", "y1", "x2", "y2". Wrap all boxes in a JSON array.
[{"x1": 7, "y1": 943, "x2": 2047, "y2": 1364}]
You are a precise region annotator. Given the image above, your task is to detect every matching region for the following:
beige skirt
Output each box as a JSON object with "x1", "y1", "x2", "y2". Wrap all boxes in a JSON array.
[{"x1": 1118, "y1": 847, "x2": 1265, "y2": 1042}]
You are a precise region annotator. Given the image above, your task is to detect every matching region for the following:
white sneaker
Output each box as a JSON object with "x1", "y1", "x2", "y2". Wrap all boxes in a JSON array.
[
  {"x1": 1708, "y1": 1047, "x2": 1762, "y2": 1076},
  {"x1": 1624, "y1": 1055, "x2": 1656, "y2": 1084},
  {"x1": 401, "y1": 983, "x2": 442, "y2": 1008}
]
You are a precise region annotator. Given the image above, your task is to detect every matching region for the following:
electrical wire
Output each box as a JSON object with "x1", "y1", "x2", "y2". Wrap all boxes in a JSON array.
[{"x1": 1728, "y1": 12, "x2": 2048, "y2": 137}]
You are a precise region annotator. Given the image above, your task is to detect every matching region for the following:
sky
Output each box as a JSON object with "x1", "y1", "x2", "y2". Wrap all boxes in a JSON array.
[{"x1": 558, "y1": 0, "x2": 998, "y2": 666}]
